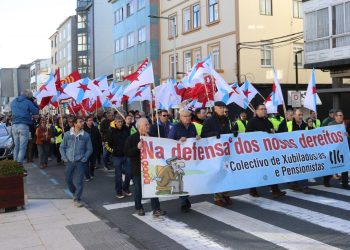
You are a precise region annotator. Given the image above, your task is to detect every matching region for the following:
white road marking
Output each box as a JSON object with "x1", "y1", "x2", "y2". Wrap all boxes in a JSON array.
[
  {"x1": 192, "y1": 202, "x2": 340, "y2": 250},
  {"x1": 311, "y1": 185, "x2": 350, "y2": 197},
  {"x1": 235, "y1": 194, "x2": 350, "y2": 235},
  {"x1": 133, "y1": 212, "x2": 232, "y2": 250},
  {"x1": 286, "y1": 190, "x2": 350, "y2": 211},
  {"x1": 103, "y1": 197, "x2": 178, "y2": 210}
]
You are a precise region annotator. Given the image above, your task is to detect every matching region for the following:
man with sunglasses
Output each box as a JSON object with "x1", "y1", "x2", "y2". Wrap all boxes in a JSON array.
[{"x1": 150, "y1": 109, "x2": 173, "y2": 138}]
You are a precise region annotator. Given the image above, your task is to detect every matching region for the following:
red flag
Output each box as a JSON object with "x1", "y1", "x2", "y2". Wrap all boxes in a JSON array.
[{"x1": 68, "y1": 101, "x2": 81, "y2": 115}]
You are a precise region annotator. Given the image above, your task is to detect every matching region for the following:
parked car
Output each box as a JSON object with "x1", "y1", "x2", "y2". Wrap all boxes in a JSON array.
[{"x1": 0, "y1": 124, "x2": 14, "y2": 160}]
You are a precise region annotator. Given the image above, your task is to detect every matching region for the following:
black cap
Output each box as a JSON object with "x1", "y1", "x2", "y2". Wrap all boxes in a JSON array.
[{"x1": 214, "y1": 101, "x2": 226, "y2": 107}]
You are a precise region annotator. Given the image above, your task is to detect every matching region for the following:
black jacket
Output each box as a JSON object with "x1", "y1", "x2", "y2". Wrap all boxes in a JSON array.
[
  {"x1": 246, "y1": 116, "x2": 274, "y2": 133},
  {"x1": 106, "y1": 126, "x2": 129, "y2": 157},
  {"x1": 124, "y1": 132, "x2": 141, "y2": 176},
  {"x1": 84, "y1": 123, "x2": 102, "y2": 153},
  {"x1": 277, "y1": 119, "x2": 306, "y2": 133},
  {"x1": 100, "y1": 118, "x2": 112, "y2": 142},
  {"x1": 201, "y1": 114, "x2": 231, "y2": 138},
  {"x1": 150, "y1": 121, "x2": 173, "y2": 138}
]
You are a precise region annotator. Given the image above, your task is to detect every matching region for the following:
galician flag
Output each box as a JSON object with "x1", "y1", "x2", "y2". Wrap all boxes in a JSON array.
[
  {"x1": 92, "y1": 75, "x2": 109, "y2": 93},
  {"x1": 35, "y1": 73, "x2": 57, "y2": 100},
  {"x1": 303, "y1": 68, "x2": 317, "y2": 112},
  {"x1": 123, "y1": 62, "x2": 154, "y2": 98},
  {"x1": 63, "y1": 77, "x2": 102, "y2": 103},
  {"x1": 240, "y1": 80, "x2": 259, "y2": 109},
  {"x1": 155, "y1": 79, "x2": 181, "y2": 109},
  {"x1": 227, "y1": 83, "x2": 246, "y2": 109}
]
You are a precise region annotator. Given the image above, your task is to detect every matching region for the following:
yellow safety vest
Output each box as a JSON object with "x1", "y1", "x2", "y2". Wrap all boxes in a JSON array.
[
  {"x1": 130, "y1": 126, "x2": 137, "y2": 135},
  {"x1": 269, "y1": 117, "x2": 284, "y2": 130},
  {"x1": 313, "y1": 119, "x2": 321, "y2": 128},
  {"x1": 55, "y1": 126, "x2": 63, "y2": 144},
  {"x1": 193, "y1": 122, "x2": 203, "y2": 136},
  {"x1": 287, "y1": 121, "x2": 293, "y2": 132},
  {"x1": 235, "y1": 120, "x2": 247, "y2": 133}
]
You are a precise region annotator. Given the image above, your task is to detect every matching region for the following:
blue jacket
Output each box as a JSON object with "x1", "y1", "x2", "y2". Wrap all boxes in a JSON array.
[
  {"x1": 60, "y1": 128, "x2": 93, "y2": 163},
  {"x1": 150, "y1": 120, "x2": 173, "y2": 138},
  {"x1": 168, "y1": 122, "x2": 197, "y2": 140},
  {"x1": 10, "y1": 95, "x2": 39, "y2": 126}
]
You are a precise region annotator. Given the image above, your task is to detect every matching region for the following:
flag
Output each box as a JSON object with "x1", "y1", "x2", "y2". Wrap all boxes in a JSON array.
[
  {"x1": 265, "y1": 93, "x2": 278, "y2": 114},
  {"x1": 227, "y1": 83, "x2": 246, "y2": 108},
  {"x1": 63, "y1": 77, "x2": 102, "y2": 103},
  {"x1": 212, "y1": 69, "x2": 234, "y2": 104},
  {"x1": 68, "y1": 100, "x2": 82, "y2": 115},
  {"x1": 240, "y1": 80, "x2": 259, "y2": 109},
  {"x1": 303, "y1": 68, "x2": 317, "y2": 112},
  {"x1": 110, "y1": 83, "x2": 128, "y2": 108},
  {"x1": 188, "y1": 55, "x2": 212, "y2": 86},
  {"x1": 123, "y1": 62, "x2": 154, "y2": 99},
  {"x1": 271, "y1": 70, "x2": 284, "y2": 106},
  {"x1": 82, "y1": 96, "x2": 102, "y2": 113},
  {"x1": 155, "y1": 79, "x2": 181, "y2": 110},
  {"x1": 57, "y1": 70, "x2": 81, "y2": 101},
  {"x1": 128, "y1": 85, "x2": 151, "y2": 103},
  {"x1": 123, "y1": 58, "x2": 149, "y2": 82},
  {"x1": 35, "y1": 73, "x2": 57, "y2": 101},
  {"x1": 92, "y1": 75, "x2": 109, "y2": 93}
]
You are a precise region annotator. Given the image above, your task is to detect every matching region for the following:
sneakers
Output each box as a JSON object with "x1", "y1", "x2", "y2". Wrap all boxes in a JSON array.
[
  {"x1": 123, "y1": 189, "x2": 132, "y2": 197},
  {"x1": 85, "y1": 178, "x2": 92, "y2": 182},
  {"x1": 153, "y1": 209, "x2": 167, "y2": 217},
  {"x1": 23, "y1": 169, "x2": 28, "y2": 177},
  {"x1": 115, "y1": 193, "x2": 125, "y2": 199},
  {"x1": 214, "y1": 199, "x2": 226, "y2": 207},
  {"x1": 72, "y1": 194, "x2": 77, "y2": 202},
  {"x1": 272, "y1": 190, "x2": 287, "y2": 198},
  {"x1": 104, "y1": 167, "x2": 114, "y2": 172},
  {"x1": 223, "y1": 196, "x2": 233, "y2": 205},
  {"x1": 74, "y1": 201, "x2": 83, "y2": 207},
  {"x1": 137, "y1": 208, "x2": 145, "y2": 216},
  {"x1": 249, "y1": 189, "x2": 260, "y2": 198}
]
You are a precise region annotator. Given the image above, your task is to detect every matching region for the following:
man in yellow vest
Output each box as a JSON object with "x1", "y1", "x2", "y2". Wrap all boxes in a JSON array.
[
  {"x1": 310, "y1": 111, "x2": 321, "y2": 128},
  {"x1": 192, "y1": 107, "x2": 207, "y2": 136},
  {"x1": 277, "y1": 109, "x2": 293, "y2": 133},
  {"x1": 233, "y1": 110, "x2": 248, "y2": 136},
  {"x1": 54, "y1": 120, "x2": 63, "y2": 165},
  {"x1": 269, "y1": 112, "x2": 284, "y2": 131}
]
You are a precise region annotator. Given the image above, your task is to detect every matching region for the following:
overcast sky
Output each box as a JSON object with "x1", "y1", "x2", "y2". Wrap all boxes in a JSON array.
[{"x1": 0, "y1": 0, "x2": 76, "y2": 68}]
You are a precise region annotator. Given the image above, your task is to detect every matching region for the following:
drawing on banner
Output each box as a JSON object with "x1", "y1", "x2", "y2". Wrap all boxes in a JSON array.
[{"x1": 155, "y1": 157, "x2": 188, "y2": 195}]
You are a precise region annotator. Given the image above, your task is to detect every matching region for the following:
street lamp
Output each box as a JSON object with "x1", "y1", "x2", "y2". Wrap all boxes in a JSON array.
[
  {"x1": 148, "y1": 15, "x2": 176, "y2": 80},
  {"x1": 294, "y1": 49, "x2": 303, "y2": 91}
]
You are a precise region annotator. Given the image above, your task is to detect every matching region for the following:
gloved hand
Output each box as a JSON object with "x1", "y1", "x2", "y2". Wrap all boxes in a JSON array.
[{"x1": 216, "y1": 133, "x2": 221, "y2": 139}]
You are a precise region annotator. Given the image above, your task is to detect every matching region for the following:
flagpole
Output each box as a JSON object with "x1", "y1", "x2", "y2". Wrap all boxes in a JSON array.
[
  {"x1": 203, "y1": 82, "x2": 213, "y2": 112},
  {"x1": 149, "y1": 84, "x2": 154, "y2": 124},
  {"x1": 152, "y1": 82, "x2": 160, "y2": 138},
  {"x1": 58, "y1": 101, "x2": 65, "y2": 131},
  {"x1": 258, "y1": 92, "x2": 266, "y2": 101}
]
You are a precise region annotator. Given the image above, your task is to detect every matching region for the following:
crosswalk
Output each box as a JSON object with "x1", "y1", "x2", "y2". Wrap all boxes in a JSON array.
[{"x1": 124, "y1": 185, "x2": 350, "y2": 250}]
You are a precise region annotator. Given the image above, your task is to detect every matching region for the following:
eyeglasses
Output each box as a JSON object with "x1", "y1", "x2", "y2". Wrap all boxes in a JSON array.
[
  {"x1": 257, "y1": 108, "x2": 267, "y2": 111},
  {"x1": 135, "y1": 116, "x2": 141, "y2": 119},
  {"x1": 162, "y1": 115, "x2": 169, "y2": 117}
]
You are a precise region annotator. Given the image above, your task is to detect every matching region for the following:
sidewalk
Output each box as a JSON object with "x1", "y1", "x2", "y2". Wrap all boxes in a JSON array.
[{"x1": 0, "y1": 162, "x2": 141, "y2": 250}]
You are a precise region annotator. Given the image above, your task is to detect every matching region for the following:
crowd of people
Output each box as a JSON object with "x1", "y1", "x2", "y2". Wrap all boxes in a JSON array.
[{"x1": 8, "y1": 89, "x2": 350, "y2": 216}]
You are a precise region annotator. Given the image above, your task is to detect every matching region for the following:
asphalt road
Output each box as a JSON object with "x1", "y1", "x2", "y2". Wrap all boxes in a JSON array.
[{"x1": 26, "y1": 160, "x2": 350, "y2": 250}]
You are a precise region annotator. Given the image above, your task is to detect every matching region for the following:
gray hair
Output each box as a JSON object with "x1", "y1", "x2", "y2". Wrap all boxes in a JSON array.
[
  {"x1": 179, "y1": 109, "x2": 191, "y2": 116},
  {"x1": 21, "y1": 89, "x2": 33, "y2": 98},
  {"x1": 136, "y1": 117, "x2": 149, "y2": 129}
]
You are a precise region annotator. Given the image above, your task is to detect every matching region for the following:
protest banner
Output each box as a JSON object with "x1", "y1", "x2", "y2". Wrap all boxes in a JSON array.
[{"x1": 140, "y1": 124, "x2": 350, "y2": 198}]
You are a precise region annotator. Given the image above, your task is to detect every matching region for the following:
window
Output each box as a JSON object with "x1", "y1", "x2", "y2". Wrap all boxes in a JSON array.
[
  {"x1": 208, "y1": 0, "x2": 219, "y2": 23},
  {"x1": 77, "y1": 33, "x2": 88, "y2": 51},
  {"x1": 260, "y1": 0, "x2": 272, "y2": 15},
  {"x1": 78, "y1": 55, "x2": 88, "y2": 67},
  {"x1": 169, "y1": 55, "x2": 178, "y2": 78},
  {"x1": 209, "y1": 44, "x2": 221, "y2": 69},
  {"x1": 51, "y1": 57, "x2": 54, "y2": 65},
  {"x1": 293, "y1": 45, "x2": 303, "y2": 67},
  {"x1": 305, "y1": 8, "x2": 330, "y2": 52},
  {"x1": 293, "y1": 0, "x2": 303, "y2": 18},
  {"x1": 332, "y1": 2, "x2": 350, "y2": 48},
  {"x1": 183, "y1": 7, "x2": 191, "y2": 32},
  {"x1": 192, "y1": 4, "x2": 200, "y2": 29},
  {"x1": 193, "y1": 48, "x2": 201, "y2": 63},
  {"x1": 67, "y1": 23, "x2": 71, "y2": 41},
  {"x1": 115, "y1": 8, "x2": 124, "y2": 24},
  {"x1": 63, "y1": 47, "x2": 66, "y2": 58},
  {"x1": 138, "y1": 27, "x2": 146, "y2": 43},
  {"x1": 260, "y1": 45, "x2": 272, "y2": 66},
  {"x1": 120, "y1": 37, "x2": 125, "y2": 50},
  {"x1": 78, "y1": 67, "x2": 88, "y2": 74},
  {"x1": 127, "y1": 32, "x2": 135, "y2": 47},
  {"x1": 115, "y1": 39, "x2": 120, "y2": 53},
  {"x1": 115, "y1": 68, "x2": 125, "y2": 81},
  {"x1": 68, "y1": 62, "x2": 72, "y2": 73},
  {"x1": 127, "y1": 1, "x2": 135, "y2": 17},
  {"x1": 51, "y1": 40, "x2": 53, "y2": 48},
  {"x1": 78, "y1": 14, "x2": 87, "y2": 29},
  {"x1": 184, "y1": 51, "x2": 192, "y2": 72},
  {"x1": 138, "y1": 0, "x2": 145, "y2": 10},
  {"x1": 54, "y1": 52, "x2": 57, "y2": 64},
  {"x1": 67, "y1": 43, "x2": 71, "y2": 60},
  {"x1": 128, "y1": 65, "x2": 135, "y2": 75},
  {"x1": 168, "y1": 14, "x2": 177, "y2": 38}
]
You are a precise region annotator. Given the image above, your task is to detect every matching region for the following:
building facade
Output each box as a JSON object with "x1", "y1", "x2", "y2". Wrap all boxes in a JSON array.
[
  {"x1": 49, "y1": 16, "x2": 77, "y2": 78},
  {"x1": 30, "y1": 59, "x2": 50, "y2": 92},
  {"x1": 160, "y1": 0, "x2": 236, "y2": 82},
  {"x1": 76, "y1": 0, "x2": 114, "y2": 78},
  {"x1": 0, "y1": 65, "x2": 30, "y2": 112},
  {"x1": 110, "y1": 0, "x2": 160, "y2": 83},
  {"x1": 303, "y1": 0, "x2": 350, "y2": 111}
]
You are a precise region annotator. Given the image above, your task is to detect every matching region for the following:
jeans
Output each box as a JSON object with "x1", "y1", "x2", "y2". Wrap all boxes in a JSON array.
[
  {"x1": 55, "y1": 143, "x2": 62, "y2": 163},
  {"x1": 112, "y1": 156, "x2": 132, "y2": 194},
  {"x1": 85, "y1": 151, "x2": 97, "y2": 179},
  {"x1": 180, "y1": 196, "x2": 190, "y2": 206},
  {"x1": 65, "y1": 161, "x2": 86, "y2": 201},
  {"x1": 102, "y1": 146, "x2": 111, "y2": 168},
  {"x1": 37, "y1": 143, "x2": 50, "y2": 165},
  {"x1": 12, "y1": 124, "x2": 30, "y2": 165},
  {"x1": 133, "y1": 175, "x2": 160, "y2": 211}
]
